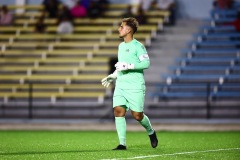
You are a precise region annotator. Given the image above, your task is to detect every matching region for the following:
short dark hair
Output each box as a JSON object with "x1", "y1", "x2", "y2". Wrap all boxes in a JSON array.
[{"x1": 122, "y1": 17, "x2": 139, "y2": 34}]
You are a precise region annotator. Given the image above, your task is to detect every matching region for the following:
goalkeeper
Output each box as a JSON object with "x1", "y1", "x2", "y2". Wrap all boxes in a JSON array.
[{"x1": 101, "y1": 17, "x2": 158, "y2": 150}]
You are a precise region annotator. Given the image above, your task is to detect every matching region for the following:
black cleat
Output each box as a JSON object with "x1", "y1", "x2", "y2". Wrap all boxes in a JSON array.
[
  {"x1": 112, "y1": 145, "x2": 127, "y2": 150},
  {"x1": 149, "y1": 131, "x2": 158, "y2": 148}
]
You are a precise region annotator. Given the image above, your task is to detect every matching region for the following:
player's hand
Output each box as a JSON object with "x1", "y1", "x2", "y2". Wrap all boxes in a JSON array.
[
  {"x1": 101, "y1": 71, "x2": 117, "y2": 88},
  {"x1": 115, "y1": 62, "x2": 134, "y2": 71}
]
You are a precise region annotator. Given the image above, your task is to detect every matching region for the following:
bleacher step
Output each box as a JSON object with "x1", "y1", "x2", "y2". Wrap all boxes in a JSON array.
[{"x1": 147, "y1": 19, "x2": 203, "y2": 83}]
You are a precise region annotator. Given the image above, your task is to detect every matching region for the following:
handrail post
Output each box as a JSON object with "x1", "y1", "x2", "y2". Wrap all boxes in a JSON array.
[
  {"x1": 206, "y1": 83, "x2": 211, "y2": 119},
  {"x1": 28, "y1": 82, "x2": 33, "y2": 119}
]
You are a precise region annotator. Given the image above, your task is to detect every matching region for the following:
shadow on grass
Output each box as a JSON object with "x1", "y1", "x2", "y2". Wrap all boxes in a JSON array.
[
  {"x1": 120, "y1": 144, "x2": 166, "y2": 154},
  {"x1": 1, "y1": 144, "x2": 168, "y2": 156}
]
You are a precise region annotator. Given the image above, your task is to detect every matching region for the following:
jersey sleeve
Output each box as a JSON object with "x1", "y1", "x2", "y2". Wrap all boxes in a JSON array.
[{"x1": 133, "y1": 43, "x2": 150, "y2": 70}]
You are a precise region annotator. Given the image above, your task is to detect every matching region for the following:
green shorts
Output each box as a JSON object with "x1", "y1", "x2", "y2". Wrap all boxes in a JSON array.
[{"x1": 113, "y1": 88, "x2": 145, "y2": 112}]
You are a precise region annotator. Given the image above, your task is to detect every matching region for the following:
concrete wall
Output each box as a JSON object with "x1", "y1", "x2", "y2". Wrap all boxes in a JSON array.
[
  {"x1": 0, "y1": 0, "x2": 15, "y2": 5},
  {"x1": 177, "y1": 0, "x2": 212, "y2": 19}
]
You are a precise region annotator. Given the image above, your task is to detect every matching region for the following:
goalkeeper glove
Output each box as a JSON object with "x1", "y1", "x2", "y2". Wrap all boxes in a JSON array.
[
  {"x1": 101, "y1": 70, "x2": 117, "y2": 88},
  {"x1": 115, "y1": 62, "x2": 134, "y2": 71}
]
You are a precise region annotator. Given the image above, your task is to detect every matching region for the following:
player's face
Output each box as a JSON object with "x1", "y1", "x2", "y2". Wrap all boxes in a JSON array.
[{"x1": 118, "y1": 22, "x2": 131, "y2": 38}]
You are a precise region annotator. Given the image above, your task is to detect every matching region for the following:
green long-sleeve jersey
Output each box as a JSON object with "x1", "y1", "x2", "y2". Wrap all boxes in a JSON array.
[{"x1": 116, "y1": 39, "x2": 150, "y2": 90}]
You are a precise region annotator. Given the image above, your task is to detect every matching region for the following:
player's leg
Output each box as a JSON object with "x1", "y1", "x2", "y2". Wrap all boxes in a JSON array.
[
  {"x1": 113, "y1": 106, "x2": 127, "y2": 150},
  {"x1": 128, "y1": 89, "x2": 158, "y2": 148},
  {"x1": 131, "y1": 111, "x2": 158, "y2": 148},
  {"x1": 131, "y1": 111, "x2": 153, "y2": 134},
  {"x1": 128, "y1": 90, "x2": 153, "y2": 134},
  {"x1": 112, "y1": 88, "x2": 128, "y2": 150}
]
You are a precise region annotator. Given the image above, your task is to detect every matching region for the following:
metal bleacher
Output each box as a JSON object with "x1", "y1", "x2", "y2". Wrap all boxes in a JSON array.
[
  {"x1": 0, "y1": 3, "x2": 169, "y2": 117},
  {"x1": 149, "y1": 3, "x2": 240, "y2": 118}
]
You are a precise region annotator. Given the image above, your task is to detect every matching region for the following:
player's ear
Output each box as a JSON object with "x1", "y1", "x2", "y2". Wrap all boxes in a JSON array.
[{"x1": 127, "y1": 27, "x2": 132, "y2": 34}]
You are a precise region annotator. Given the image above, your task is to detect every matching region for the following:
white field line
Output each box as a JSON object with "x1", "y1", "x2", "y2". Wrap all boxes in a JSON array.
[{"x1": 101, "y1": 148, "x2": 240, "y2": 160}]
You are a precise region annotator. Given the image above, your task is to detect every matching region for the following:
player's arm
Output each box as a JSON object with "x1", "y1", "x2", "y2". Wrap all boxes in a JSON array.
[
  {"x1": 115, "y1": 56, "x2": 149, "y2": 71},
  {"x1": 115, "y1": 43, "x2": 150, "y2": 71},
  {"x1": 131, "y1": 53, "x2": 150, "y2": 70}
]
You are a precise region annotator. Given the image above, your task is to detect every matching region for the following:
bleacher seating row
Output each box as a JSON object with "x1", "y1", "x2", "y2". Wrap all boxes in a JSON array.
[
  {"x1": 150, "y1": 4, "x2": 240, "y2": 106},
  {"x1": 0, "y1": 3, "x2": 169, "y2": 107}
]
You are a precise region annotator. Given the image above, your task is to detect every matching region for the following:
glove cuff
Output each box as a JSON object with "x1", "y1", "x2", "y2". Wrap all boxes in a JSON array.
[
  {"x1": 127, "y1": 64, "x2": 135, "y2": 70},
  {"x1": 111, "y1": 70, "x2": 118, "y2": 79}
]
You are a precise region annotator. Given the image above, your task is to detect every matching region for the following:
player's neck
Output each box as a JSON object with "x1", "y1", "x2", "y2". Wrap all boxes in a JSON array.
[{"x1": 124, "y1": 34, "x2": 133, "y2": 43}]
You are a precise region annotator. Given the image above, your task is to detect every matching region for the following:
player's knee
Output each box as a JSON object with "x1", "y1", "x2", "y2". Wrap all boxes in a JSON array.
[
  {"x1": 114, "y1": 106, "x2": 126, "y2": 117},
  {"x1": 134, "y1": 114, "x2": 143, "y2": 121},
  {"x1": 114, "y1": 111, "x2": 124, "y2": 117}
]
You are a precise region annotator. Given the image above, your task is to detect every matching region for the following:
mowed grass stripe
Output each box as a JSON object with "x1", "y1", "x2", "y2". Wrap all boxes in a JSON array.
[{"x1": 0, "y1": 131, "x2": 239, "y2": 160}]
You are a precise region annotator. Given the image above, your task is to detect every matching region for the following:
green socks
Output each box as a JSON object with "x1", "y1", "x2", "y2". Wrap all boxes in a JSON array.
[
  {"x1": 139, "y1": 114, "x2": 154, "y2": 135},
  {"x1": 115, "y1": 117, "x2": 126, "y2": 146},
  {"x1": 115, "y1": 115, "x2": 154, "y2": 146}
]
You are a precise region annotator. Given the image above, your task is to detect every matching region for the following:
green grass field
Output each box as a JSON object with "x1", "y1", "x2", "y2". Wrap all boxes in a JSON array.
[{"x1": 0, "y1": 130, "x2": 239, "y2": 160}]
